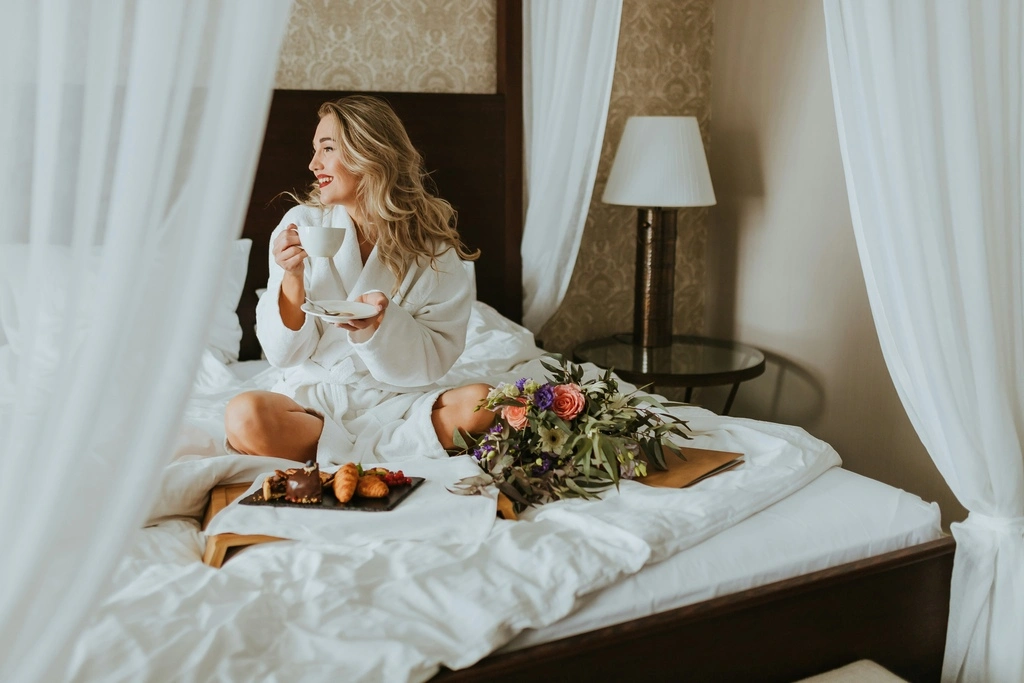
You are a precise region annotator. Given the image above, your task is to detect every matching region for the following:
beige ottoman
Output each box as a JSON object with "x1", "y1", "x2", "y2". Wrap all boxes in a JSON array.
[{"x1": 796, "y1": 660, "x2": 908, "y2": 683}]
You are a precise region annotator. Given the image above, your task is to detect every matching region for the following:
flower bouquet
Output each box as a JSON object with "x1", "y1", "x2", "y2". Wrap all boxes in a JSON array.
[{"x1": 449, "y1": 357, "x2": 692, "y2": 512}]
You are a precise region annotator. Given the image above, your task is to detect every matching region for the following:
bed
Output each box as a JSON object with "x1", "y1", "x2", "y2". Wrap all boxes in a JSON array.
[{"x1": 64, "y1": 2, "x2": 954, "y2": 681}]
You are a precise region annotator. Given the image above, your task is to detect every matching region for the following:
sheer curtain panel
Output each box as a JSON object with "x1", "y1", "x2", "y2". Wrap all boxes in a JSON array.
[
  {"x1": 521, "y1": 0, "x2": 622, "y2": 332},
  {"x1": 823, "y1": 1, "x2": 1024, "y2": 681},
  {"x1": 0, "y1": 1, "x2": 291, "y2": 681}
]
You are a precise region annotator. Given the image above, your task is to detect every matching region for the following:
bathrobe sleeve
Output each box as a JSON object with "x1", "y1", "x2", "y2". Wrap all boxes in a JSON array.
[
  {"x1": 350, "y1": 249, "x2": 473, "y2": 387},
  {"x1": 255, "y1": 207, "x2": 321, "y2": 368}
]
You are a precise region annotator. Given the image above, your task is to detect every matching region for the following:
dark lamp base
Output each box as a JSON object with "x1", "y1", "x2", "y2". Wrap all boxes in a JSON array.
[{"x1": 633, "y1": 207, "x2": 676, "y2": 347}]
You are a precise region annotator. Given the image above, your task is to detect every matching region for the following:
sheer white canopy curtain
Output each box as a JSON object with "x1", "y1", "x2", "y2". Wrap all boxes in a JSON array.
[
  {"x1": 823, "y1": 1, "x2": 1024, "y2": 681},
  {"x1": 0, "y1": 1, "x2": 290, "y2": 682},
  {"x1": 521, "y1": 0, "x2": 622, "y2": 333}
]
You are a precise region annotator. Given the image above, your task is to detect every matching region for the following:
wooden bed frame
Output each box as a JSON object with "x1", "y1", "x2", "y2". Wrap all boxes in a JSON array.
[{"x1": 235, "y1": 2, "x2": 955, "y2": 680}]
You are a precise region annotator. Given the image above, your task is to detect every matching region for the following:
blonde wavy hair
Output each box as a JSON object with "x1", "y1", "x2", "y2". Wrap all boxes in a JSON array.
[{"x1": 299, "y1": 95, "x2": 479, "y2": 286}]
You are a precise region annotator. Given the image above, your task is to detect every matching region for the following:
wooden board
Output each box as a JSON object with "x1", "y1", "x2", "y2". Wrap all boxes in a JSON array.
[
  {"x1": 638, "y1": 446, "x2": 745, "y2": 488},
  {"x1": 201, "y1": 482, "x2": 284, "y2": 569}
]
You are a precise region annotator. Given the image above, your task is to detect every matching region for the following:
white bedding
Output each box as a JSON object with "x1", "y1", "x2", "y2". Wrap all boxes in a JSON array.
[
  {"x1": 506, "y1": 466, "x2": 943, "y2": 651},
  {"x1": 63, "y1": 302, "x2": 857, "y2": 682}
]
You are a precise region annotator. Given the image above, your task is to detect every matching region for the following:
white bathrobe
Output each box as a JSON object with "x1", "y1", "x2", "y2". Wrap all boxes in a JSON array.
[{"x1": 255, "y1": 205, "x2": 475, "y2": 465}]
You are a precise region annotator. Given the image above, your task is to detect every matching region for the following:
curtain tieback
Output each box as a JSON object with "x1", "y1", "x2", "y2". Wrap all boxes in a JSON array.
[{"x1": 963, "y1": 511, "x2": 1024, "y2": 534}]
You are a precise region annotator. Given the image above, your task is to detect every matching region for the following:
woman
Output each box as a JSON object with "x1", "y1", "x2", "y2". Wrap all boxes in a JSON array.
[{"x1": 224, "y1": 95, "x2": 493, "y2": 464}]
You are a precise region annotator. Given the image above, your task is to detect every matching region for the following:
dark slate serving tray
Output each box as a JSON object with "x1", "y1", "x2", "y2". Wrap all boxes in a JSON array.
[{"x1": 238, "y1": 477, "x2": 425, "y2": 512}]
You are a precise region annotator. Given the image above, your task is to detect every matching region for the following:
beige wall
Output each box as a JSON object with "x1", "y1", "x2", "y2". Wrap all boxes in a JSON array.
[
  {"x1": 276, "y1": 0, "x2": 495, "y2": 93},
  {"x1": 707, "y1": 0, "x2": 965, "y2": 526}
]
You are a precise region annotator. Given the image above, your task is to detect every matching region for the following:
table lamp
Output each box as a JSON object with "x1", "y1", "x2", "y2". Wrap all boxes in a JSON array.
[{"x1": 602, "y1": 116, "x2": 716, "y2": 347}]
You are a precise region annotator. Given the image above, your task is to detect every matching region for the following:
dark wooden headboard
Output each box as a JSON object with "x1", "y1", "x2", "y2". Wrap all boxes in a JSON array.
[{"x1": 237, "y1": 1, "x2": 522, "y2": 361}]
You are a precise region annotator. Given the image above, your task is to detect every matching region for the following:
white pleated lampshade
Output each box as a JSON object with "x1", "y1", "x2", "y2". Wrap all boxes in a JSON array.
[{"x1": 602, "y1": 116, "x2": 716, "y2": 208}]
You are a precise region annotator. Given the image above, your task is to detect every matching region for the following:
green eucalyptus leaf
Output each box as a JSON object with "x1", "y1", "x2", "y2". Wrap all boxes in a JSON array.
[
  {"x1": 598, "y1": 439, "x2": 620, "y2": 485},
  {"x1": 649, "y1": 440, "x2": 669, "y2": 470},
  {"x1": 564, "y1": 477, "x2": 593, "y2": 498},
  {"x1": 572, "y1": 477, "x2": 613, "y2": 492},
  {"x1": 497, "y1": 482, "x2": 531, "y2": 507},
  {"x1": 583, "y1": 469, "x2": 613, "y2": 482},
  {"x1": 576, "y1": 440, "x2": 593, "y2": 479},
  {"x1": 639, "y1": 394, "x2": 667, "y2": 410}
]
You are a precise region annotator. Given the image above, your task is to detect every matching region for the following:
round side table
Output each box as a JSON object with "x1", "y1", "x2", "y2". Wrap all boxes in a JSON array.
[{"x1": 572, "y1": 334, "x2": 766, "y2": 415}]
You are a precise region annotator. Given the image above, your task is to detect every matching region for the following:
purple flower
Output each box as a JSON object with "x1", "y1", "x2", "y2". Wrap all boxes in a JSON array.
[
  {"x1": 620, "y1": 458, "x2": 637, "y2": 480},
  {"x1": 515, "y1": 377, "x2": 529, "y2": 391},
  {"x1": 530, "y1": 453, "x2": 557, "y2": 476},
  {"x1": 533, "y1": 383, "x2": 554, "y2": 411}
]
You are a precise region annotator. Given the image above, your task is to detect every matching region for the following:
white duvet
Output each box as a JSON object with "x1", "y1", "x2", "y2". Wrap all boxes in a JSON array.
[{"x1": 65, "y1": 303, "x2": 841, "y2": 682}]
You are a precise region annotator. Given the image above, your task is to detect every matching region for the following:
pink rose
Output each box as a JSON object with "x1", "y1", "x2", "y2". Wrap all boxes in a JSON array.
[
  {"x1": 502, "y1": 399, "x2": 529, "y2": 430},
  {"x1": 551, "y1": 383, "x2": 585, "y2": 420}
]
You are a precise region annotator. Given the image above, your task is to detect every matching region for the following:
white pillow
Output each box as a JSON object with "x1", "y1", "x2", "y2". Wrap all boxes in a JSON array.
[
  {"x1": 0, "y1": 239, "x2": 251, "y2": 365},
  {"x1": 206, "y1": 238, "x2": 252, "y2": 363}
]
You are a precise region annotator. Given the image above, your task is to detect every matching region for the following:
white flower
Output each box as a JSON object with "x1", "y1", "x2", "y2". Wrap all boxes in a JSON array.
[
  {"x1": 493, "y1": 382, "x2": 520, "y2": 399},
  {"x1": 606, "y1": 393, "x2": 629, "y2": 410},
  {"x1": 538, "y1": 425, "x2": 568, "y2": 454}
]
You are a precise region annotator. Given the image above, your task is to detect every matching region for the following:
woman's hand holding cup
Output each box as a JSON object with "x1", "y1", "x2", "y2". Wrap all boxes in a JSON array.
[{"x1": 274, "y1": 224, "x2": 307, "y2": 274}]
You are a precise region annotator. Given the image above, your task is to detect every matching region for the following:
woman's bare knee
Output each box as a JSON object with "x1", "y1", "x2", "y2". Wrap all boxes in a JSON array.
[
  {"x1": 434, "y1": 383, "x2": 489, "y2": 410},
  {"x1": 224, "y1": 391, "x2": 267, "y2": 454},
  {"x1": 432, "y1": 384, "x2": 495, "y2": 449},
  {"x1": 462, "y1": 386, "x2": 496, "y2": 432},
  {"x1": 224, "y1": 391, "x2": 322, "y2": 461}
]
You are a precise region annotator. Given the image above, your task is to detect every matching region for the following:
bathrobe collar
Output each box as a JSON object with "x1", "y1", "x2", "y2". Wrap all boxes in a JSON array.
[{"x1": 328, "y1": 207, "x2": 392, "y2": 297}]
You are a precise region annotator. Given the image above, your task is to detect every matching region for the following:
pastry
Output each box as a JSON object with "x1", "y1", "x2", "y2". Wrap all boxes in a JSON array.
[
  {"x1": 262, "y1": 469, "x2": 289, "y2": 501},
  {"x1": 332, "y1": 463, "x2": 359, "y2": 503},
  {"x1": 356, "y1": 474, "x2": 389, "y2": 499}
]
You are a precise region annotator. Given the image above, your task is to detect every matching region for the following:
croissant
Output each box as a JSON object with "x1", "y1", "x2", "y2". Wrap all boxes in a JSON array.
[
  {"x1": 356, "y1": 474, "x2": 389, "y2": 499},
  {"x1": 332, "y1": 463, "x2": 359, "y2": 503}
]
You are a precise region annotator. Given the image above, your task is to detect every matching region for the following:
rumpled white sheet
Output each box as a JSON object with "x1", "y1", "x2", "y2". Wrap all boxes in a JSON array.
[{"x1": 63, "y1": 303, "x2": 842, "y2": 682}]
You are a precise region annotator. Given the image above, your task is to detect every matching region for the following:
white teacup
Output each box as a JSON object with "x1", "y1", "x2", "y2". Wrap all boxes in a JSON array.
[{"x1": 297, "y1": 225, "x2": 346, "y2": 258}]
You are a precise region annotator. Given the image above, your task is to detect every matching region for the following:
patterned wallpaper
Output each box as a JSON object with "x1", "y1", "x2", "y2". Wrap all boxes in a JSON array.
[
  {"x1": 274, "y1": 0, "x2": 713, "y2": 355},
  {"x1": 539, "y1": 0, "x2": 714, "y2": 353},
  {"x1": 276, "y1": 0, "x2": 496, "y2": 93}
]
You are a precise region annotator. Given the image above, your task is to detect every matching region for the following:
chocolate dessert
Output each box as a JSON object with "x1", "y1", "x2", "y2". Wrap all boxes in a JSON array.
[{"x1": 285, "y1": 462, "x2": 323, "y2": 504}]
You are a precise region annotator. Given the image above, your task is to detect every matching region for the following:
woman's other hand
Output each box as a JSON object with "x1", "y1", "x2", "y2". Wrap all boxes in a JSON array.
[
  {"x1": 337, "y1": 291, "x2": 388, "y2": 341},
  {"x1": 273, "y1": 224, "x2": 307, "y2": 274}
]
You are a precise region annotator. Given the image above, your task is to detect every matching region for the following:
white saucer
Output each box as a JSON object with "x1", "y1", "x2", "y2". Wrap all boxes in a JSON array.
[{"x1": 302, "y1": 300, "x2": 379, "y2": 323}]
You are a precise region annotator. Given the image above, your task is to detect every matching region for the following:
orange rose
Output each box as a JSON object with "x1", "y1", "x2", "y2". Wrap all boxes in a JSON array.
[
  {"x1": 502, "y1": 399, "x2": 529, "y2": 430},
  {"x1": 551, "y1": 383, "x2": 585, "y2": 420}
]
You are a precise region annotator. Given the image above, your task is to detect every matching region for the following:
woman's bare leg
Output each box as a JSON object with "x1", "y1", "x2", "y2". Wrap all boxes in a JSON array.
[
  {"x1": 224, "y1": 390, "x2": 324, "y2": 463},
  {"x1": 432, "y1": 383, "x2": 495, "y2": 450}
]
